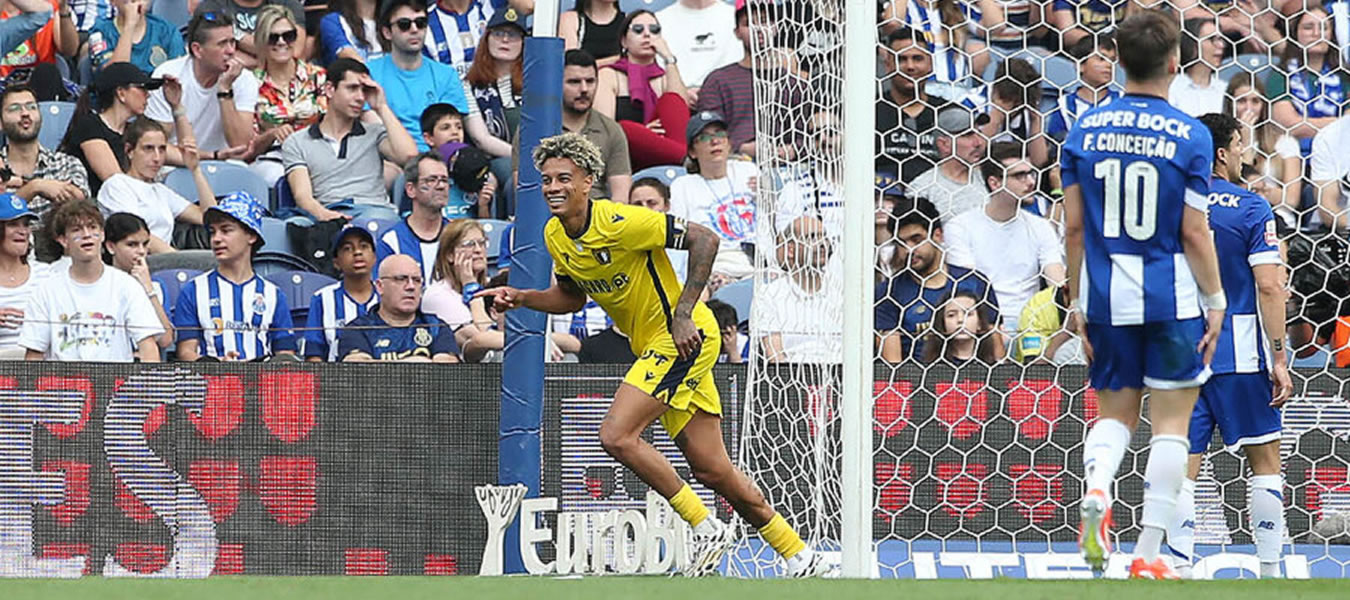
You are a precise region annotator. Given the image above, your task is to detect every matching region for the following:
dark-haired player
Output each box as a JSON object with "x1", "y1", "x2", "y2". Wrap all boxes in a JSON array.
[{"x1": 1061, "y1": 10, "x2": 1226, "y2": 580}]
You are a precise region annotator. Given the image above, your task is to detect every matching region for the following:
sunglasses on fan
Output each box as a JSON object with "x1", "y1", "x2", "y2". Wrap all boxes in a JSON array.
[
  {"x1": 393, "y1": 16, "x2": 429, "y2": 32},
  {"x1": 269, "y1": 29, "x2": 298, "y2": 45}
]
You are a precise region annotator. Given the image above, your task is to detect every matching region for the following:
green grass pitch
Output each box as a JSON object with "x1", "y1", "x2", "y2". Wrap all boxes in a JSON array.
[{"x1": 1, "y1": 577, "x2": 1347, "y2": 600}]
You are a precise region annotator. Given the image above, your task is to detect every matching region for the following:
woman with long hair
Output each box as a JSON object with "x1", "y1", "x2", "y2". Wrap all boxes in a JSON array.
[
  {"x1": 1268, "y1": 7, "x2": 1349, "y2": 144},
  {"x1": 464, "y1": 13, "x2": 524, "y2": 147},
  {"x1": 318, "y1": 0, "x2": 382, "y2": 64},
  {"x1": 1224, "y1": 72, "x2": 1302, "y2": 223},
  {"x1": 0, "y1": 194, "x2": 45, "y2": 358},
  {"x1": 422, "y1": 219, "x2": 491, "y2": 345},
  {"x1": 102, "y1": 212, "x2": 174, "y2": 349},
  {"x1": 59, "y1": 62, "x2": 160, "y2": 196},
  {"x1": 252, "y1": 6, "x2": 328, "y2": 186},
  {"x1": 96, "y1": 118, "x2": 216, "y2": 253},
  {"x1": 593, "y1": 10, "x2": 692, "y2": 170},
  {"x1": 919, "y1": 289, "x2": 1004, "y2": 365},
  {"x1": 559, "y1": 0, "x2": 624, "y2": 64}
]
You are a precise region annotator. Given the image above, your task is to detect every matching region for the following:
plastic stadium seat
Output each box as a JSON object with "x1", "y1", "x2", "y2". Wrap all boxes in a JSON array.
[
  {"x1": 1040, "y1": 55, "x2": 1078, "y2": 93},
  {"x1": 264, "y1": 269, "x2": 337, "y2": 323},
  {"x1": 632, "y1": 164, "x2": 687, "y2": 187},
  {"x1": 151, "y1": 0, "x2": 191, "y2": 31},
  {"x1": 253, "y1": 251, "x2": 319, "y2": 277},
  {"x1": 259, "y1": 216, "x2": 295, "y2": 256},
  {"x1": 1219, "y1": 53, "x2": 1273, "y2": 83},
  {"x1": 37, "y1": 102, "x2": 75, "y2": 150},
  {"x1": 163, "y1": 162, "x2": 272, "y2": 206},
  {"x1": 150, "y1": 268, "x2": 201, "y2": 320},
  {"x1": 479, "y1": 219, "x2": 511, "y2": 262},
  {"x1": 272, "y1": 176, "x2": 298, "y2": 217},
  {"x1": 353, "y1": 215, "x2": 398, "y2": 242},
  {"x1": 392, "y1": 172, "x2": 410, "y2": 215},
  {"x1": 711, "y1": 277, "x2": 753, "y2": 326},
  {"x1": 147, "y1": 249, "x2": 216, "y2": 273}
]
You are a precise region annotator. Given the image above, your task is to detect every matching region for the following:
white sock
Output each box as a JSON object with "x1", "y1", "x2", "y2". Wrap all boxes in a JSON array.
[
  {"x1": 694, "y1": 516, "x2": 722, "y2": 537},
  {"x1": 786, "y1": 548, "x2": 814, "y2": 573},
  {"x1": 1083, "y1": 418, "x2": 1132, "y2": 492},
  {"x1": 1250, "y1": 474, "x2": 1286, "y2": 565},
  {"x1": 1167, "y1": 478, "x2": 1197, "y2": 563},
  {"x1": 1137, "y1": 435, "x2": 1189, "y2": 561}
]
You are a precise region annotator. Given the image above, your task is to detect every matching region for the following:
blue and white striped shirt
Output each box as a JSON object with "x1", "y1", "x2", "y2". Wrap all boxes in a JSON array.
[
  {"x1": 1207, "y1": 178, "x2": 1282, "y2": 374},
  {"x1": 376, "y1": 218, "x2": 445, "y2": 283},
  {"x1": 302, "y1": 283, "x2": 379, "y2": 362},
  {"x1": 1060, "y1": 94, "x2": 1214, "y2": 326},
  {"x1": 173, "y1": 271, "x2": 297, "y2": 360},
  {"x1": 900, "y1": 0, "x2": 972, "y2": 84}
]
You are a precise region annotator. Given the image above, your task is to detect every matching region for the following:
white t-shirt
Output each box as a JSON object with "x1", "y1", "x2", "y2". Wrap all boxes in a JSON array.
[
  {"x1": 943, "y1": 206, "x2": 1063, "y2": 332},
  {"x1": 905, "y1": 164, "x2": 989, "y2": 224},
  {"x1": 669, "y1": 160, "x2": 759, "y2": 279},
  {"x1": 755, "y1": 269, "x2": 842, "y2": 364},
  {"x1": 655, "y1": 0, "x2": 745, "y2": 88},
  {"x1": 145, "y1": 56, "x2": 260, "y2": 152},
  {"x1": 775, "y1": 170, "x2": 843, "y2": 240},
  {"x1": 1167, "y1": 72, "x2": 1228, "y2": 118},
  {"x1": 96, "y1": 174, "x2": 192, "y2": 244},
  {"x1": 0, "y1": 262, "x2": 53, "y2": 355},
  {"x1": 19, "y1": 265, "x2": 163, "y2": 361},
  {"x1": 1310, "y1": 115, "x2": 1350, "y2": 203}
]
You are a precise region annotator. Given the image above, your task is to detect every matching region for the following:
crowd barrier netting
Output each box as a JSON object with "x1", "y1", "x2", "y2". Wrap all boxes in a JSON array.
[{"x1": 2, "y1": 363, "x2": 1347, "y2": 577}]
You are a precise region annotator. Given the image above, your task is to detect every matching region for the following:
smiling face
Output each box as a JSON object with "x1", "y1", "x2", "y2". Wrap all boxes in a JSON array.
[
  {"x1": 540, "y1": 156, "x2": 594, "y2": 217},
  {"x1": 885, "y1": 38, "x2": 932, "y2": 95},
  {"x1": 105, "y1": 227, "x2": 151, "y2": 272},
  {"x1": 266, "y1": 18, "x2": 298, "y2": 66}
]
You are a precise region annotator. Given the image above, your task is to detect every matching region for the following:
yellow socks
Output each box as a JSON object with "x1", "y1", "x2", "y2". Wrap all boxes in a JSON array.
[
  {"x1": 669, "y1": 483, "x2": 710, "y2": 528},
  {"x1": 758, "y1": 513, "x2": 806, "y2": 559}
]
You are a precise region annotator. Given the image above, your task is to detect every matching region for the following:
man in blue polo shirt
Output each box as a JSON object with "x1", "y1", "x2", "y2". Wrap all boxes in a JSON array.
[
  {"x1": 875, "y1": 196, "x2": 1001, "y2": 362},
  {"x1": 376, "y1": 152, "x2": 448, "y2": 282},
  {"x1": 339, "y1": 254, "x2": 458, "y2": 362}
]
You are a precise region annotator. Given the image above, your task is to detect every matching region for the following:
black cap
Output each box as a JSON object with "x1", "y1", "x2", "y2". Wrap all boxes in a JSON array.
[
  {"x1": 486, "y1": 6, "x2": 528, "y2": 34},
  {"x1": 94, "y1": 62, "x2": 163, "y2": 95},
  {"x1": 448, "y1": 145, "x2": 493, "y2": 193}
]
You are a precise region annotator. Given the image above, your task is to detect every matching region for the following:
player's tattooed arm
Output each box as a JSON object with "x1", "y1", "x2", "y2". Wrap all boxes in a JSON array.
[{"x1": 673, "y1": 221, "x2": 719, "y2": 319}]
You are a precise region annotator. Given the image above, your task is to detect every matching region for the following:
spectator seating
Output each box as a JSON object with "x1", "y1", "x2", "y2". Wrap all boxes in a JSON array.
[
  {"x1": 263, "y1": 269, "x2": 338, "y2": 324},
  {"x1": 711, "y1": 277, "x2": 753, "y2": 327},
  {"x1": 147, "y1": 249, "x2": 216, "y2": 273},
  {"x1": 37, "y1": 102, "x2": 76, "y2": 150},
  {"x1": 151, "y1": 0, "x2": 192, "y2": 31},
  {"x1": 480, "y1": 219, "x2": 511, "y2": 264},
  {"x1": 150, "y1": 268, "x2": 202, "y2": 321},
  {"x1": 259, "y1": 216, "x2": 296, "y2": 256},
  {"x1": 1219, "y1": 53, "x2": 1273, "y2": 83},
  {"x1": 632, "y1": 164, "x2": 686, "y2": 187},
  {"x1": 272, "y1": 176, "x2": 298, "y2": 217},
  {"x1": 1039, "y1": 55, "x2": 1078, "y2": 95},
  {"x1": 353, "y1": 214, "x2": 397, "y2": 241},
  {"x1": 164, "y1": 162, "x2": 271, "y2": 208},
  {"x1": 253, "y1": 251, "x2": 319, "y2": 277},
  {"x1": 392, "y1": 172, "x2": 410, "y2": 216}
]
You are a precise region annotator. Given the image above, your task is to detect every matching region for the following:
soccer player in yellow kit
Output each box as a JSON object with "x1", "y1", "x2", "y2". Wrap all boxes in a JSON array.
[{"x1": 478, "y1": 133, "x2": 829, "y2": 577}]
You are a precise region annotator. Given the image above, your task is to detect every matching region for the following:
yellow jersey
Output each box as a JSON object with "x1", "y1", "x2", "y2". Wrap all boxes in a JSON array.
[{"x1": 543, "y1": 200, "x2": 714, "y2": 353}]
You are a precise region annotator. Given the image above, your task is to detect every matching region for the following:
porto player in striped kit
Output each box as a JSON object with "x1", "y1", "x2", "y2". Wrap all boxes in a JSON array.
[
  {"x1": 1165, "y1": 113, "x2": 1292, "y2": 579},
  {"x1": 1060, "y1": 11, "x2": 1226, "y2": 579}
]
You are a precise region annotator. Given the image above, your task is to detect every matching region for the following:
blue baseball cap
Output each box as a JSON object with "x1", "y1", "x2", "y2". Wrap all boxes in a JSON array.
[
  {"x1": 204, "y1": 192, "x2": 264, "y2": 238},
  {"x1": 330, "y1": 224, "x2": 375, "y2": 256},
  {"x1": 0, "y1": 193, "x2": 35, "y2": 222},
  {"x1": 686, "y1": 111, "x2": 728, "y2": 145},
  {"x1": 486, "y1": 6, "x2": 527, "y2": 33}
]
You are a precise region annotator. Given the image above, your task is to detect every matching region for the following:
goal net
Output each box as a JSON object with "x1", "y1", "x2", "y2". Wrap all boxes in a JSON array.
[{"x1": 735, "y1": 0, "x2": 1350, "y2": 579}]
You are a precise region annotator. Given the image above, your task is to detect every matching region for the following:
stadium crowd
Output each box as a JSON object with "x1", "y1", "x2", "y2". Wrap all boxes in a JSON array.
[{"x1": 0, "y1": 0, "x2": 1346, "y2": 365}]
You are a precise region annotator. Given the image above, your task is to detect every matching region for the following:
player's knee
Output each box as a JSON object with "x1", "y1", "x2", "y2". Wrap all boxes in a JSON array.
[{"x1": 598, "y1": 423, "x2": 636, "y2": 458}]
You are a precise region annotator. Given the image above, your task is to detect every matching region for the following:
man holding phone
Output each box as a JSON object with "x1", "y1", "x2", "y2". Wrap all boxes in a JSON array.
[{"x1": 86, "y1": 0, "x2": 186, "y2": 74}]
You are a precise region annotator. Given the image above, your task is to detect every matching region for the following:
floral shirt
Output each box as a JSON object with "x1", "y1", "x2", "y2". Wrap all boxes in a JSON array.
[
  {"x1": 254, "y1": 60, "x2": 328, "y2": 131},
  {"x1": 0, "y1": 144, "x2": 91, "y2": 216}
]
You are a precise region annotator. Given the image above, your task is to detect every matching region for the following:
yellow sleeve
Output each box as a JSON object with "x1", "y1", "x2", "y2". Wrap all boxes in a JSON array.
[{"x1": 605, "y1": 202, "x2": 687, "y2": 251}]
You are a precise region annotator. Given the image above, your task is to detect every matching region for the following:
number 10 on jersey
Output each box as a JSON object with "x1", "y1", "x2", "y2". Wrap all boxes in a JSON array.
[{"x1": 1095, "y1": 158, "x2": 1160, "y2": 241}]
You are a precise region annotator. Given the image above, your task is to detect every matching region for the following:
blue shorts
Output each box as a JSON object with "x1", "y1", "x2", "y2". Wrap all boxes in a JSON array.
[
  {"x1": 1189, "y1": 372, "x2": 1282, "y2": 454},
  {"x1": 1086, "y1": 319, "x2": 1210, "y2": 391}
]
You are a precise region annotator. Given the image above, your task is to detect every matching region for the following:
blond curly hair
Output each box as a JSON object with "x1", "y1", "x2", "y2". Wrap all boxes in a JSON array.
[{"x1": 531, "y1": 133, "x2": 604, "y2": 179}]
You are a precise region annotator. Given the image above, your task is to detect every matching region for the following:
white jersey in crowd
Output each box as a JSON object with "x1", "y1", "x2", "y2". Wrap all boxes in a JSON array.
[
  {"x1": 1310, "y1": 114, "x2": 1350, "y2": 207},
  {"x1": 145, "y1": 56, "x2": 260, "y2": 152},
  {"x1": 18, "y1": 265, "x2": 163, "y2": 361},
  {"x1": 97, "y1": 174, "x2": 192, "y2": 244},
  {"x1": 655, "y1": 0, "x2": 744, "y2": 88},
  {"x1": 774, "y1": 169, "x2": 844, "y2": 241},
  {"x1": 1166, "y1": 71, "x2": 1228, "y2": 118},
  {"x1": 755, "y1": 267, "x2": 843, "y2": 364},
  {"x1": 943, "y1": 207, "x2": 1064, "y2": 332},
  {"x1": 669, "y1": 159, "x2": 759, "y2": 279},
  {"x1": 0, "y1": 262, "x2": 53, "y2": 356},
  {"x1": 904, "y1": 165, "x2": 988, "y2": 225}
]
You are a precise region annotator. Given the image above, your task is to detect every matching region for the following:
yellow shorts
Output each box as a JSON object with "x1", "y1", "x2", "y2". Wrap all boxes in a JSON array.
[{"x1": 622, "y1": 318, "x2": 722, "y2": 439}]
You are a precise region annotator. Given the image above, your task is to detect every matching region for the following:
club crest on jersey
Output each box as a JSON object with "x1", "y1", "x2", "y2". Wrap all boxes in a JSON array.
[
  {"x1": 414, "y1": 327, "x2": 433, "y2": 347},
  {"x1": 1265, "y1": 220, "x2": 1278, "y2": 246},
  {"x1": 253, "y1": 294, "x2": 267, "y2": 314},
  {"x1": 593, "y1": 248, "x2": 612, "y2": 264}
]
